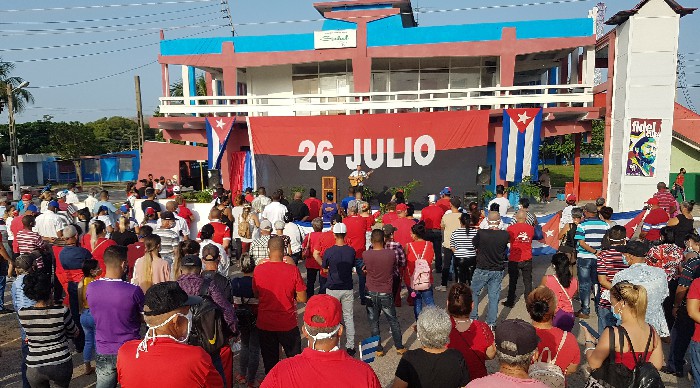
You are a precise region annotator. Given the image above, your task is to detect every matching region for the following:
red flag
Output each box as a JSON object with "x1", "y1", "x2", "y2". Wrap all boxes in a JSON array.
[
  {"x1": 541, "y1": 211, "x2": 562, "y2": 249},
  {"x1": 624, "y1": 210, "x2": 647, "y2": 239}
]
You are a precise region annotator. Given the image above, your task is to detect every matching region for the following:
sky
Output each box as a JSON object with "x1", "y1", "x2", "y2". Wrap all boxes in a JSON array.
[{"x1": 1, "y1": 0, "x2": 698, "y2": 124}]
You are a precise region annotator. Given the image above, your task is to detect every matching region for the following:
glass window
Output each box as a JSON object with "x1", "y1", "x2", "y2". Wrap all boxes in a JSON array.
[
  {"x1": 371, "y1": 72, "x2": 389, "y2": 92},
  {"x1": 390, "y1": 58, "x2": 419, "y2": 71},
  {"x1": 292, "y1": 63, "x2": 318, "y2": 75},
  {"x1": 119, "y1": 157, "x2": 133, "y2": 171},
  {"x1": 390, "y1": 70, "x2": 419, "y2": 92},
  {"x1": 450, "y1": 68, "x2": 481, "y2": 89},
  {"x1": 450, "y1": 57, "x2": 482, "y2": 68},
  {"x1": 420, "y1": 57, "x2": 449, "y2": 70},
  {"x1": 293, "y1": 75, "x2": 319, "y2": 95},
  {"x1": 420, "y1": 69, "x2": 449, "y2": 91},
  {"x1": 372, "y1": 58, "x2": 391, "y2": 71}
]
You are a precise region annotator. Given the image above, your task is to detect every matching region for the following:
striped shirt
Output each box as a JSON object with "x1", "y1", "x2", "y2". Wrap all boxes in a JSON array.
[
  {"x1": 153, "y1": 228, "x2": 179, "y2": 262},
  {"x1": 575, "y1": 218, "x2": 610, "y2": 260},
  {"x1": 15, "y1": 229, "x2": 46, "y2": 254},
  {"x1": 18, "y1": 305, "x2": 79, "y2": 367},
  {"x1": 654, "y1": 190, "x2": 677, "y2": 217},
  {"x1": 597, "y1": 248, "x2": 629, "y2": 308},
  {"x1": 385, "y1": 240, "x2": 407, "y2": 278},
  {"x1": 450, "y1": 227, "x2": 477, "y2": 258}
]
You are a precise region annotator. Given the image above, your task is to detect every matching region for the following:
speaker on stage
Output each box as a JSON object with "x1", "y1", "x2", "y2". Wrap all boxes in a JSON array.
[
  {"x1": 476, "y1": 165, "x2": 492, "y2": 186},
  {"x1": 207, "y1": 169, "x2": 221, "y2": 189}
]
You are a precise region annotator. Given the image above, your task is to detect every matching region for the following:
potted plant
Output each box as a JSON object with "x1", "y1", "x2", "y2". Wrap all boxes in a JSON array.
[{"x1": 506, "y1": 177, "x2": 541, "y2": 208}]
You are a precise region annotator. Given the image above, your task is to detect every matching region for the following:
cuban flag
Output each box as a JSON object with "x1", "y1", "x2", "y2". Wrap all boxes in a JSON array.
[
  {"x1": 205, "y1": 117, "x2": 236, "y2": 170},
  {"x1": 500, "y1": 108, "x2": 543, "y2": 183},
  {"x1": 360, "y1": 336, "x2": 380, "y2": 363}
]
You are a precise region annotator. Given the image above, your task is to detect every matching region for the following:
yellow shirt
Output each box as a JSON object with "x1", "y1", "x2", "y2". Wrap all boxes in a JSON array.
[{"x1": 79, "y1": 276, "x2": 95, "y2": 309}]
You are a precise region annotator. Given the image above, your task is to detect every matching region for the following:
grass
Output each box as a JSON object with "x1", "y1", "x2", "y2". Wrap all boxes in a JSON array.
[{"x1": 544, "y1": 164, "x2": 603, "y2": 187}]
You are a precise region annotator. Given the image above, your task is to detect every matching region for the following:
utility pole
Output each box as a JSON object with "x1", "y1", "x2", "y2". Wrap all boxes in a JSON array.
[
  {"x1": 6, "y1": 83, "x2": 19, "y2": 200},
  {"x1": 134, "y1": 75, "x2": 145, "y2": 160}
]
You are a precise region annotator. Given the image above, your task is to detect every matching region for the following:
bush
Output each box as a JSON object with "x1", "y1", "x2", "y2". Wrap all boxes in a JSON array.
[{"x1": 182, "y1": 190, "x2": 213, "y2": 203}]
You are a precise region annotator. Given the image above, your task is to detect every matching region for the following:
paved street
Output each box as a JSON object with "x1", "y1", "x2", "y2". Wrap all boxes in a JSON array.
[{"x1": 0, "y1": 253, "x2": 694, "y2": 387}]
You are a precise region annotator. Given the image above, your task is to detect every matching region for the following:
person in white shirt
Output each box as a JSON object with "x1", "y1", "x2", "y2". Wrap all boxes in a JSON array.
[
  {"x1": 487, "y1": 185, "x2": 511, "y2": 217},
  {"x1": 198, "y1": 224, "x2": 229, "y2": 276},
  {"x1": 283, "y1": 216, "x2": 305, "y2": 265},
  {"x1": 65, "y1": 182, "x2": 80, "y2": 205},
  {"x1": 84, "y1": 188, "x2": 99, "y2": 217},
  {"x1": 155, "y1": 176, "x2": 167, "y2": 199},
  {"x1": 251, "y1": 187, "x2": 271, "y2": 214},
  {"x1": 348, "y1": 164, "x2": 368, "y2": 189},
  {"x1": 261, "y1": 191, "x2": 288, "y2": 225},
  {"x1": 34, "y1": 201, "x2": 69, "y2": 239},
  {"x1": 559, "y1": 194, "x2": 578, "y2": 228},
  {"x1": 156, "y1": 201, "x2": 190, "y2": 241}
]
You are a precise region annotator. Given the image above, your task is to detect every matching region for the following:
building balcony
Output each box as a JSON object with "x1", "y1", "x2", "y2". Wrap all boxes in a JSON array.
[{"x1": 157, "y1": 84, "x2": 593, "y2": 118}]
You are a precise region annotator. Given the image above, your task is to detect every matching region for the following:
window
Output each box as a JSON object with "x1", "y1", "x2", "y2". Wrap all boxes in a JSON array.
[{"x1": 119, "y1": 157, "x2": 133, "y2": 171}]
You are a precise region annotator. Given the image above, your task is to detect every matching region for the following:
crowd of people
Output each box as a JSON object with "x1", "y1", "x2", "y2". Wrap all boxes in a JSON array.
[{"x1": 2, "y1": 174, "x2": 700, "y2": 388}]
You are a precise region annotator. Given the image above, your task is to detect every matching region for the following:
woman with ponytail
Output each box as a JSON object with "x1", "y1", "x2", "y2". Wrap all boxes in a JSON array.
[
  {"x1": 82, "y1": 220, "x2": 116, "y2": 275},
  {"x1": 446, "y1": 283, "x2": 495, "y2": 380},
  {"x1": 172, "y1": 239, "x2": 200, "y2": 281},
  {"x1": 526, "y1": 286, "x2": 580, "y2": 378},
  {"x1": 540, "y1": 253, "x2": 578, "y2": 331},
  {"x1": 583, "y1": 281, "x2": 663, "y2": 374},
  {"x1": 667, "y1": 200, "x2": 697, "y2": 248},
  {"x1": 131, "y1": 235, "x2": 169, "y2": 293}
]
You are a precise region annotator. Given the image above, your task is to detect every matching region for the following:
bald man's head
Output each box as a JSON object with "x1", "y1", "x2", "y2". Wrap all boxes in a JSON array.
[
  {"x1": 293, "y1": 192, "x2": 303, "y2": 200},
  {"x1": 515, "y1": 209, "x2": 527, "y2": 223},
  {"x1": 268, "y1": 235, "x2": 285, "y2": 254},
  {"x1": 209, "y1": 207, "x2": 222, "y2": 220}
]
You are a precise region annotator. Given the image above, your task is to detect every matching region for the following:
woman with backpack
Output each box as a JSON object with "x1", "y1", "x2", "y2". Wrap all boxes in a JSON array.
[
  {"x1": 557, "y1": 207, "x2": 582, "y2": 278},
  {"x1": 583, "y1": 282, "x2": 664, "y2": 387},
  {"x1": 233, "y1": 201, "x2": 259, "y2": 254},
  {"x1": 231, "y1": 253, "x2": 260, "y2": 388},
  {"x1": 405, "y1": 222, "x2": 435, "y2": 320},
  {"x1": 540, "y1": 253, "x2": 578, "y2": 332},
  {"x1": 131, "y1": 235, "x2": 170, "y2": 293},
  {"x1": 526, "y1": 286, "x2": 580, "y2": 386}
]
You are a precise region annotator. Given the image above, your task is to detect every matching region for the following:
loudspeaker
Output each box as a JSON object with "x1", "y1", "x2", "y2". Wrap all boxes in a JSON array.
[
  {"x1": 207, "y1": 169, "x2": 221, "y2": 189},
  {"x1": 476, "y1": 165, "x2": 492, "y2": 185}
]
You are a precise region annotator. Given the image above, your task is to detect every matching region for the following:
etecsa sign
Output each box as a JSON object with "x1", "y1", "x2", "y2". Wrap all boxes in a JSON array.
[{"x1": 314, "y1": 29, "x2": 357, "y2": 49}]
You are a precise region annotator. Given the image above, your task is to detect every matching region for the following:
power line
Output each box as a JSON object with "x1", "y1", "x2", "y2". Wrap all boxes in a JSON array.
[
  {"x1": 27, "y1": 61, "x2": 159, "y2": 89},
  {"x1": 12, "y1": 41, "x2": 160, "y2": 63},
  {"x1": 0, "y1": 31, "x2": 156, "y2": 53},
  {"x1": 0, "y1": 13, "x2": 212, "y2": 34},
  {"x1": 0, "y1": 4, "x2": 216, "y2": 25},
  {"x1": 0, "y1": 0, "x2": 216, "y2": 13},
  {"x1": 0, "y1": 22, "x2": 222, "y2": 37}
]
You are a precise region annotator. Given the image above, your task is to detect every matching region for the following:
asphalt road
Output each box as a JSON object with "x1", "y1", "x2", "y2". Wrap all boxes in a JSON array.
[{"x1": 0, "y1": 254, "x2": 694, "y2": 387}]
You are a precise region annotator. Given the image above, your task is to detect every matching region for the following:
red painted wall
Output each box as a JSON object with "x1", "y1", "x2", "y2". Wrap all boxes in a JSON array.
[{"x1": 139, "y1": 141, "x2": 208, "y2": 182}]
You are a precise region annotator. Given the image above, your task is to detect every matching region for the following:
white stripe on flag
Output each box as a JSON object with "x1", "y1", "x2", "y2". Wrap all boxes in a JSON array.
[
  {"x1": 506, "y1": 118, "x2": 519, "y2": 182},
  {"x1": 522, "y1": 120, "x2": 534, "y2": 177}
]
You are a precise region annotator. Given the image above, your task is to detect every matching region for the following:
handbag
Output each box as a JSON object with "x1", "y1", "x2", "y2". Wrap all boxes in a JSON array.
[{"x1": 585, "y1": 327, "x2": 634, "y2": 388}]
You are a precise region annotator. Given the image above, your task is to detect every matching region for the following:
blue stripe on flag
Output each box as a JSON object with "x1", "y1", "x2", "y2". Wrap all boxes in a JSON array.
[
  {"x1": 499, "y1": 110, "x2": 511, "y2": 181},
  {"x1": 360, "y1": 335, "x2": 380, "y2": 363},
  {"x1": 205, "y1": 120, "x2": 215, "y2": 166},
  {"x1": 530, "y1": 110, "x2": 543, "y2": 179},
  {"x1": 513, "y1": 124, "x2": 526, "y2": 183}
]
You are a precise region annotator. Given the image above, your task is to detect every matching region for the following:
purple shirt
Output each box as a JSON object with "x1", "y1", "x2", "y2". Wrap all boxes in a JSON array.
[{"x1": 86, "y1": 278, "x2": 145, "y2": 355}]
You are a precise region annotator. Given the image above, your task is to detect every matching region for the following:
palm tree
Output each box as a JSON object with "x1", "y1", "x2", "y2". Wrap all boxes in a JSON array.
[
  {"x1": 0, "y1": 59, "x2": 34, "y2": 114},
  {"x1": 170, "y1": 74, "x2": 208, "y2": 99}
]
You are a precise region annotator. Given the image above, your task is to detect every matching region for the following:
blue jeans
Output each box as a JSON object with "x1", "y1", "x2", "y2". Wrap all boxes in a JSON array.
[
  {"x1": 577, "y1": 257, "x2": 598, "y2": 315},
  {"x1": 21, "y1": 339, "x2": 30, "y2": 388},
  {"x1": 239, "y1": 324, "x2": 260, "y2": 384},
  {"x1": 597, "y1": 306, "x2": 619, "y2": 334},
  {"x1": 366, "y1": 291, "x2": 404, "y2": 351},
  {"x1": 81, "y1": 309, "x2": 96, "y2": 363},
  {"x1": 412, "y1": 288, "x2": 435, "y2": 320},
  {"x1": 470, "y1": 269, "x2": 505, "y2": 326},
  {"x1": 95, "y1": 353, "x2": 118, "y2": 388},
  {"x1": 691, "y1": 341, "x2": 700, "y2": 387}
]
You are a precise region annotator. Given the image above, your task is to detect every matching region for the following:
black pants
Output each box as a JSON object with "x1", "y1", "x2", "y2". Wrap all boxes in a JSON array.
[
  {"x1": 26, "y1": 360, "x2": 72, "y2": 388},
  {"x1": 663, "y1": 280, "x2": 678, "y2": 331},
  {"x1": 454, "y1": 256, "x2": 477, "y2": 285},
  {"x1": 425, "y1": 230, "x2": 442, "y2": 275},
  {"x1": 441, "y1": 247, "x2": 454, "y2": 287},
  {"x1": 669, "y1": 306, "x2": 696, "y2": 372},
  {"x1": 306, "y1": 268, "x2": 327, "y2": 298},
  {"x1": 259, "y1": 327, "x2": 301, "y2": 373},
  {"x1": 506, "y1": 260, "x2": 533, "y2": 305},
  {"x1": 67, "y1": 281, "x2": 85, "y2": 353}
]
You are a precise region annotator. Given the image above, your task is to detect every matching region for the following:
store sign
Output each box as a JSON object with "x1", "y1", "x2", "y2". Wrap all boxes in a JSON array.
[{"x1": 314, "y1": 29, "x2": 357, "y2": 49}]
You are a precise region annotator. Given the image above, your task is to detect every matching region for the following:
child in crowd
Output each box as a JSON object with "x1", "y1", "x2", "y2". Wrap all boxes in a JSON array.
[{"x1": 78, "y1": 259, "x2": 101, "y2": 376}]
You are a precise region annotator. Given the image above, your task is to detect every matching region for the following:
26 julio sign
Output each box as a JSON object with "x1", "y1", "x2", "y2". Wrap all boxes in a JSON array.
[
  {"x1": 626, "y1": 118, "x2": 661, "y2": 177},
  {"x1": 247, "y1": 111, "x2": 489, "y2": 201}
]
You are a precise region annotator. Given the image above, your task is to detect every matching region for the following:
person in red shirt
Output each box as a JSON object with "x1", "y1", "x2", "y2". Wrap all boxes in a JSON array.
[
  {"x1": 436, "y1": 187, "x2": 452, "y2": 213},
  {"x1": 421, "y1": 194, "x2": 446, "y2": 287},
  {"x1": 640, "y1": 197, "x2": 669, "y2": 242},
  {"x1": 253, "y1": 236, "x2": 307, "y2": 373},
  {"x1": 526, "y1": 286, "x2": 581, "y2": 379},
  {"x1": 175, "y1": 196, "x2": 194, "y2": 227},
  {"x1": 312, "y1": 215, "x2": 342, "y2": 295},
  {"x1": 503, "y1": 210, "x2": 534, "y2": 309},
  {"x1": 83, "y1": 220, "x2": 118, "y2": 275},
  {"x1": 344, "y1": 203, "x2": 368, "y2": 304},
  {"x1": 11, "y1": 205, "x2": 36, "y2": 255},
  {"x1": 304, "y1": 217, "x2": 326, "y2": 298},
  {"x1": 117, "y1": 281, "x2": 223, "y2": 388},
  {"x1": 653, "y1": 182, "x2": 678, "y2": 217},
  {"x1": 382, "y1": 202, "x2": 398, "y2": 225},
  {"x1": 405, "y1": 223, "x2": 435, "y2": 320},
  {"x1": 261, "y1": 294, "x2": 381, "y2": 388},
  {"x1": 304, "y1": 189, "x2": 323, "y2": 219},
  {"x1": 197, "y1": 207, "x2": 231, "y2": 251},
  {"x1": 390, "y1": 204, "x2": 417, "y2": 248},
  {"x1": 686, "y1": 276, "x2": 700, "y2": 382}
]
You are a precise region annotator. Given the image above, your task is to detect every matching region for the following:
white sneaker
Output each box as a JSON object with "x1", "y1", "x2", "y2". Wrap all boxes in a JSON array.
[{"x1": 435, "y1": 285, "x2": 447, "y2": 292}]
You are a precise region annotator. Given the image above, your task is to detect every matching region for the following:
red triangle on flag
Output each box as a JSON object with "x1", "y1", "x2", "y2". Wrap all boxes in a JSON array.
[
  {"x1": 541, "y1": 211, "x2": 562, "y2": 249},
  {"x1": 624, "y1": 210, "x2": 647, "y2": 239},
  {"x1": 206, "y1": 117, "x2": 236, "y2": 143},
  {"x1": 506, "y1": 108, "x2": 540, "y2": 133}
]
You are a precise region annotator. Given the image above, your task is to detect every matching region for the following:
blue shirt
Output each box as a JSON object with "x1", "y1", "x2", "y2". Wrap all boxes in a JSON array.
[
  {"x1": 59, "y1": 246, "x2": 92, "y2": 270},
  {"x1": 322, "y1": 203, "x2": 339, "y2": 223},
  {"x1": 322, "y1": 245, "x2": 356, "y2": 290},
  {"x1": 575, "y1": 217, "x2": 610, "y2": 260},
  {"x1": 341, "y1": 196, "x2": 354, "y2": 212}
]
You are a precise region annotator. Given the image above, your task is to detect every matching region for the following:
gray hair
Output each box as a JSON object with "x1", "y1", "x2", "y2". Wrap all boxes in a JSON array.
[
  {"x1": 571, "y1": 207, "x2": 584, "y2": 220},
  {"x1": 311, "y1": 217, "x2": 324, "y2": 232},
  {"x1": 63, "y1": 225, "x2": 78, "y2": 238},
  {"x1": 347, "y1": 200, "x2": 359, "y2": 214},
  {"x1": 497, "y1": 349, "x2": 536, "y2": 370},
  {"x1": 416, "y1": 307, "x2": 452, "y2": 349}
]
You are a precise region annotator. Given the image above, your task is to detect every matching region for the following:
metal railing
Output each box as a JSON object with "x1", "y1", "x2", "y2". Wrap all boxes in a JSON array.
[{"x1": 157, "y1": 84, "x2": 593, "y2": 117}]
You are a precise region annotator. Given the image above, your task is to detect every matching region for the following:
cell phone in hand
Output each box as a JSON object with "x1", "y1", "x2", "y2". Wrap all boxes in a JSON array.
[{"x1": 579, "y1": 321, "x2": 600, "y2": 340}]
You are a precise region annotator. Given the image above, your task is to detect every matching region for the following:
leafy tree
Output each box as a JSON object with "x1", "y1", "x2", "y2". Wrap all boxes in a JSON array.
[
  {"x1": 49, "y1": 121, "x2": 100, "y2": 187},
  {"x1": 86, "y1": 116, "x2": 157, "y2": 153},
  {"x1": 169, "y1": 74, "x2": 207, "y2": 98},
  {"x1": 539, "y1": 120, "x2": 604, "y2": 164},
  {"x1": 0, "y1": 58, "x2": 34, "y2": 114}
]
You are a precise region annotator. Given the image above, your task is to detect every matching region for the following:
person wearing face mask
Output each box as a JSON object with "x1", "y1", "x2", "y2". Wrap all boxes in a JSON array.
[
  {"x1": 260, "y1": 294, "x2": 380, "y2": 388},
  {"x1": 117, "y1": 281, "x2": 224, "y2": 387},
  {"x1": 595, "y1": 225, "x2": 629, "y2": 333},
  {"x1": 612, "y1": 241, "x2": 669, "y2": 339},
  {"x1": 86, "y1": 246, "x2": 145, "y2": 388}
]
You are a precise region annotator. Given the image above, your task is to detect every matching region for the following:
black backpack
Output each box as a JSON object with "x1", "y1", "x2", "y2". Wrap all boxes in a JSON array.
[
  {"x1": 189, "y1": 278, "x2": 232, "y2": 354},
  {"x1": 621, "y1": 327, "x2": 664, "y2": 388}
]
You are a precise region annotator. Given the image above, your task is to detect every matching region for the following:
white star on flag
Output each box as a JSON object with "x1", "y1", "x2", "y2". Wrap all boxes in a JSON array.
[
  {"x1": 216, "y1": 119, "x2": 226, "y2": 129},
  {"x1": 517, "y1": 112, "x2": 531, "y2": 124},
  {"x1": 545, "y1": 230, "x2": 554, "y2": 238}
]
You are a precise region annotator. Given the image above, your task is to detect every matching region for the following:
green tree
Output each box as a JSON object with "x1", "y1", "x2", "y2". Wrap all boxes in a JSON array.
[
  {"x1": 169, "y1": 74, "x2": 207, "y2": 98},
  {"x1": 49, "y1": 121, "x2": 100, "y2": 187},
  {"x1": 0, "y1": 58, "x2": 34, "y2": 114},
  {"x1": 539, "y1": 120, "x2": 604, "y2": 164}
]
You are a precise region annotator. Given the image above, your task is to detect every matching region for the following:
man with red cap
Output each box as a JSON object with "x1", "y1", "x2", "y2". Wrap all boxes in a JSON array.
[
  {"x1": 640, "y1": 197, "x2": 669, "y2": 242},
  {"x1": 260, "y1": 294, "x2": 381, "y2": 388},
  {"x1": 559, "y1": 193, "x2": 577, "y2": 228},
  {"x1": 389, "y1": 204, "x2": 417, "y2": 248}
]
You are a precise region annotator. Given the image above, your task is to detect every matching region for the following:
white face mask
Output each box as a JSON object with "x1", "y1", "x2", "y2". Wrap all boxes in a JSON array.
[
  {"x1": 307, "y1": 324, "x2": 341, "y2": 352},
  {"x1": 136, "y1": 311, "x2": 192, "y2": 358}
]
